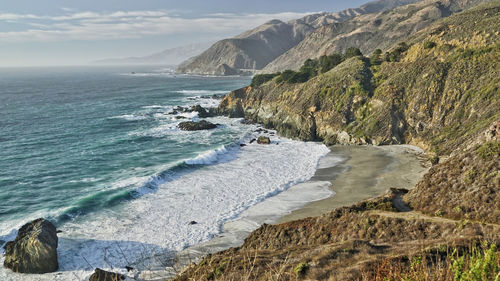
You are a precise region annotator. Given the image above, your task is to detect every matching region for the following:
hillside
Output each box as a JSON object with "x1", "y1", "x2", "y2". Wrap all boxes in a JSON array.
[
  {"x1": 263, "y1": 0, "x2": 491, "y2": 72},
  {"x1": 176, "y1": 0, "x2": 421, "y2": 75},
  {"x1": 175, "y1": 2, "x2": 500, "y2": 280}
]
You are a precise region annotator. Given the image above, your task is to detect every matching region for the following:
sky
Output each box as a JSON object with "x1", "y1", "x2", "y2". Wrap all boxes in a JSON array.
[{"x1": 0, "y1": 0, "x2": 371, "y2": 66}]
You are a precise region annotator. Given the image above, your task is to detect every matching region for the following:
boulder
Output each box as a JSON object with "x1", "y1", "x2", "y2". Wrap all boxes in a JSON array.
[
  {"x1": 3, "y1": 218, "x2": 58, "y2": 273},
  {"x1": 89, "y1": 268, "x2": 125, "y2": 281},
  {"x1": 257, "y1": 136, "x2": 271, "y2": 144},
  {"x1": 178, "y1": 120, "x2": 217, "y2": 131},
  {"x1": 189, "y1": 105, "x2": 210, "y2": 118}
]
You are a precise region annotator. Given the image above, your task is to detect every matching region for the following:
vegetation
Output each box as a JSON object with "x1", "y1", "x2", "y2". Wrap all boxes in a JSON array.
[
  {"x1": 477, "y1": 141, "x2": 500, "y2": 159},
  {"x1": 253, "y1": 48, "x2": 365, "y2": 86},
  {"x1": 250, "y1": 73, "x2": 281, "y2": 87}
]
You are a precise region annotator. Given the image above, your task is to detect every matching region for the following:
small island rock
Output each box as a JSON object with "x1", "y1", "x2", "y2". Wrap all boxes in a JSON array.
[{"x1": 178, "y1": 120, "x2": 217, "y2": 131}]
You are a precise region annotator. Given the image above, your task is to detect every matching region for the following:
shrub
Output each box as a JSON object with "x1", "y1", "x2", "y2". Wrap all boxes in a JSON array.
[
  {"x1": 451, "y1": 243, "x2": 499, "y2": 281},
  {"x1": 250, "y1": 73, "x2": 280, "y2": 87},
  {"x1": 477, "y1": 141, "x2": 500, "y2": 159},
  {"x1": 424, "y1": 41, "x2": 437, "y2": 49},
  {"x1": 294, "y1": 262, "x2": 309, "y2": 275},
  {"x1": 344, "y1": 47, "x2": 363, "y2": 59}
]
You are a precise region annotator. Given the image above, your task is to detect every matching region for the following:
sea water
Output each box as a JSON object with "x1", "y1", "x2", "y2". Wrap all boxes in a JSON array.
[{"x1": 0, "y1": 66, "x2": 329, "y2": 280}]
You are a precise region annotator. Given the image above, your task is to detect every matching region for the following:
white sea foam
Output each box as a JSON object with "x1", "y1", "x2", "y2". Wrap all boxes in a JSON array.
[
  {"x1": 108, "y1": 114, "x2": 147, "y2": 121},
  {"x1": 0, "y1": 130, "x2": 330, "y2": 281}
]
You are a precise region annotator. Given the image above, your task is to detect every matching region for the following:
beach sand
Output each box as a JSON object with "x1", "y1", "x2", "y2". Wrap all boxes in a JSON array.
[{"x1": 278, "y1": 144, "x2": 429, "y2": 223}]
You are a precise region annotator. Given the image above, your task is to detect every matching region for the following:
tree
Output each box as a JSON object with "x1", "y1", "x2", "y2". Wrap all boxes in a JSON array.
[{"x1": 344, "y1": 47, "x2": 363, "y2": 59}]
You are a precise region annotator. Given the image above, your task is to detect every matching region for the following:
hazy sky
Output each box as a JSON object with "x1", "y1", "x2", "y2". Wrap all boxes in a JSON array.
[{"x1": 0, "y1": 0, "x2": 371, "y2": 66}]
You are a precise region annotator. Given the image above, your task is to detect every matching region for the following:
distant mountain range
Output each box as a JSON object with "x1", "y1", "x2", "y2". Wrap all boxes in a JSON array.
[
  {"x1": 92, "y1": 42, "x2": 213, "y2": 65},
  {"x1": 176, "y1": 0, "x2": 422, "y2": 75}
]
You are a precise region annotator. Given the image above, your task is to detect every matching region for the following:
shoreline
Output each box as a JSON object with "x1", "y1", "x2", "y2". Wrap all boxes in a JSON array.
[{"x1": 148, "y1": 144, "x2": 429, "y2": 280}]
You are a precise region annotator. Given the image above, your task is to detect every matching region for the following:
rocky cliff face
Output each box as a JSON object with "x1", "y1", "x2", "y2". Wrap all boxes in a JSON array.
[
  {"x1": 219, "y1": 1, "x2": 500, "y2": 157},
  {"x1": 176, "y1": 0, "x2": 422, "y2": 75},
  {"x1": 262, "y1": 0, "x2": 491, "y2": 72}
]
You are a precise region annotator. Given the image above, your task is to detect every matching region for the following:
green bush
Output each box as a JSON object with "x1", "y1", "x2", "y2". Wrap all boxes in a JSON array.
[
  {"x1": 250, "y1": 73, "x2": 280, "y2": 87},
  {"x1": 451, "y1": 243, "x2": 499, "y2": 281},
  {"x1": 477, "y1": 141, "x2": 500, "y2": 159},
  {"x1": 344, "y1": 47, "x2": 363, "y2": 59},
  {"x1": 294, "y1": 262, "x2": 309, "y2": 275},
  {"x1": 424, "y1": 41, "x2": 437, "y2": 49}
]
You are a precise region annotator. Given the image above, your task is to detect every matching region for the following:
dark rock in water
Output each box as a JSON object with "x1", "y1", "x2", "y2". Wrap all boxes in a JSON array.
[
  {"x1": 125, "y1": 266, "x2": 134, "y2": 272},
  {"x1": 257, "y1": 136, "x2": 271, "y2": 144},
  {"x1": 250, "y1": 138, "x2": 257, "y2": 144},
  {"x1": 240, "y1": 144, "x2": 247, "y2": 147},
  {"x1": 175, "y1": 116, "x2": 187, "y2": 119},
  {"x1": 89, "y1": 268, "x2": 125, "y2": 281},
  {"x1": 189, "y1": 105, "x2": 210, "y2": 118},
  {"x1": 178, "y1": 120, "x2": 217, "y2": 131},
  {"x1": 56, "y1": 230, "x2": 63, "y2": 233},
  {"x1": 169, "y1": 110, "x2": 178, "y2": 115},
  {"x1": 189, "y1": 221, "x2": 198, "y2": 225},
  {"x1": 3, "y1": 218, "x2": 58, "y2": 273}
]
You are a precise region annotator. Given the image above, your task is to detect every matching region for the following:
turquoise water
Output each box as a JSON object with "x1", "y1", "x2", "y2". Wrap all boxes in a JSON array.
[{"x1": 0, "y1": 66, "x2": 250, "y2": 229}]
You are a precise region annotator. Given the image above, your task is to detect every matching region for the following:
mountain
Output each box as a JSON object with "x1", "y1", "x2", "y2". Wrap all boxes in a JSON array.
[
  {"x1": 176, "y1": 1, "x2": 500, "y2": 279},
  {"x1": 263, "y1": 0, "x2": 491, "y2": 72},
  {"x1": 92, "y1": 42, "x2": 212, "y2": 65},
  {"x1": 176, "y1": 0, "x2": 422, "y2": 76}
]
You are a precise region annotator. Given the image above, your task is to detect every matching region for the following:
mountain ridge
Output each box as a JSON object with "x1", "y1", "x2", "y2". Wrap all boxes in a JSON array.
[{"x1": 176, "y1": 0, "x2": 422, "y2": 75}]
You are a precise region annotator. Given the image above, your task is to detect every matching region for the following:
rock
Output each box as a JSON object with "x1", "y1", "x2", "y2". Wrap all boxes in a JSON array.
[
  {"x1": 3, "y1": 218, "x2": 58, "y2": 273},
  {"x1": 189, "y1": 105, "x2": 210, "y2": 118},
  {"x1": 250, "y1": 138, "x2": 257, "y2": 144},
  {"x1": 178, "y1": 120, "x2": 217, "y2": 131},
  {"x1": 240, "y1": 144, "x2": 247, "y2": 147},
  {"x1": 175, "y1": 116, "x2": 187, "y2": 119},
  {"x1": 189, "y1": 221, "x2": 198, "y2": 225},
  {"x1": 89, "y1": 268, "x2": 125, "y2": 281},
  {"x1": 257, "y1": 136, "x2": 271, "y2": 144},
  {"x1": 125, "y1": 266, "x2": 134, "y2": 272}
]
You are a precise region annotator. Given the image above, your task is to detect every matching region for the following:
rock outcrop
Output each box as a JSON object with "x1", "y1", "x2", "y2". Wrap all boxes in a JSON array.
[
  {"x1": 257, "y1": 136, "x2": 271, "y2": 144},
  {"x1": 3, "y1": 218, "x2": 58, "y2": 273},
  {"x1": 89, "y1": 268, "x2": 125, "y2": 281},
  {"x1": 178, "y1": 120, "x2": 217, "y2": 131}
]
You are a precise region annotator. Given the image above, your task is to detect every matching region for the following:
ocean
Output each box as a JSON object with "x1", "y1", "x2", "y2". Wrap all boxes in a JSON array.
[{"x1": 0, "y1": 66, "x2": 329, "y2": 280}]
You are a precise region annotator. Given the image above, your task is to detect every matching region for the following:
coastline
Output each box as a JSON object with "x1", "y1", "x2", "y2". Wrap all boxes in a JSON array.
[{"x1": 151, "y1": 144, "x2": 429, "y2": 280}]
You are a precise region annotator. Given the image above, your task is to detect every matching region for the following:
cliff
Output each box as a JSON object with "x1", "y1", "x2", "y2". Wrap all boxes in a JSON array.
[
  {"x1": 175, "y1": 2, "x2": 500, "y2": 280},
  {"x1": 219, "y1": 1, "x2": 500, "y2": 157},
  {"x1": 176, "y1": 0, "x2": 421, "y2": 75}
]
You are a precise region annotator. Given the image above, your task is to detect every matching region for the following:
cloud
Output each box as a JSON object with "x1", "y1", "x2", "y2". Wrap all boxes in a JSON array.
[{"x1": 0, "y1": 10, "x2": 313, "y2": 43}]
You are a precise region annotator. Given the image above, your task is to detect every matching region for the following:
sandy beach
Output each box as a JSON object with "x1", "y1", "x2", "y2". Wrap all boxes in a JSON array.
[{"x1": 278, "y1": 144, "x2": 429, "y2": 223}]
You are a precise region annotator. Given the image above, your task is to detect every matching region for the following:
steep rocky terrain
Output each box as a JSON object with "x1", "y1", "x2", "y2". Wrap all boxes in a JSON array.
[
  {"x1": 176, "y1": 0, "x2": 421, "y2": 75},
  {"x1": 175, "y1": 2, "x2": 500, "y2": 280},
  {"x1": 219, "y1": 1, "x2": 499, "y2": 157},
  {"x1": 263, "y1": 0, "x2": 491, "y2": 72}
]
